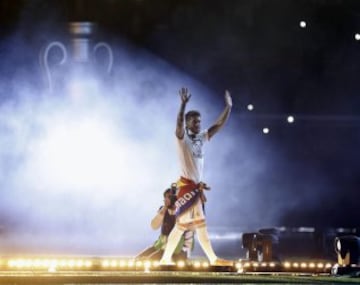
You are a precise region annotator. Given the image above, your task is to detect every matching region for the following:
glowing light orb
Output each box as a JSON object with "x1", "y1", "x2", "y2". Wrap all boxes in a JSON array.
[
  {"x1": 287, "y1": 115, "x2": 295, "y2": 123},
  {"x1": 299, "y1": 21, "x2": 306, "y2": 28}
]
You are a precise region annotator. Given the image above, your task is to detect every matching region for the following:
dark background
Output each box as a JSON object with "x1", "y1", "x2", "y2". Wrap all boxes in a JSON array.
[{"x1": 0, "y1": 0, "x2": 359, "y2": 229}]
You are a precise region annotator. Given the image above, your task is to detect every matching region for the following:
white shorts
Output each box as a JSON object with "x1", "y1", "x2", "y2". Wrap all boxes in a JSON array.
[{"x1": 176, "y1": 199, "x2": 206, "y2": 231}]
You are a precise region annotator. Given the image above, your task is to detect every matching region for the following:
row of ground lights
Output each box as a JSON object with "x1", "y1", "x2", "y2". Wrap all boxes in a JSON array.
[{"x1": 6, "y1": 258, "x2": 335, "y2": 272}]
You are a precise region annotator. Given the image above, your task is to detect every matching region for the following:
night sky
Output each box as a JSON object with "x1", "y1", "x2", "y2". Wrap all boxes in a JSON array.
[{"x1": 0, "y1": 0, "x2": 359, "y2": 254}]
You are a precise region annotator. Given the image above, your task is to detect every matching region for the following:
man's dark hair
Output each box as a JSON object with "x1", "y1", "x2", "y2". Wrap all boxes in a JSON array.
[{"x1": 185, "y1": 110, "x2": 201, "y2": 122}]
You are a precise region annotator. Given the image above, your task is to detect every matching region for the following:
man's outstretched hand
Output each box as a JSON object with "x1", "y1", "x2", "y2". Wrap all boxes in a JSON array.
[
  {"x1": 225, "y1": 90, "x2": 232, "y2": 107},
  {"x1": 179, "y1": 87, "x2": 191, "y2": 104}
]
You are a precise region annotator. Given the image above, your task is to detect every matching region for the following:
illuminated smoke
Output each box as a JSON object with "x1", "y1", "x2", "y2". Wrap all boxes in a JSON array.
[
  {"x1": 0, "y1": 28, "x2": 333, "y2": 257},
  {"x1": 0, "y1": 31, "x2": 236, "y2": 254}
]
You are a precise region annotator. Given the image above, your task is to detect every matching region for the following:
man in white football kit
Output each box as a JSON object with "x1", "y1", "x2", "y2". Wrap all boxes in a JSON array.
[{"x1": 160, "y1": 87, "x2": 233, "y2": 266}]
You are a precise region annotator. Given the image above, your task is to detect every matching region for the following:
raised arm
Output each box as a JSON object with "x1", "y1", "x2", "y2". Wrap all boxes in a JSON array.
[
  {"x1": 175, "y1": 87, "x2": 191, "y2": 139},
  {"x1": 207, "y1": 90, "x2": 232, "y2": 140}
]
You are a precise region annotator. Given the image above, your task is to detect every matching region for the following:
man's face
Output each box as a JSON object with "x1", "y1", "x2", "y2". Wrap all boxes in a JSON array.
[{"x1": 186, "y1": 116, "x2": 201, "y2": 134}]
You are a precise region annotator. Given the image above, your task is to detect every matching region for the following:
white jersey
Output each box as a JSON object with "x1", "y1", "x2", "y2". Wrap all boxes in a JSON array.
[{"x1": 176, "y1": 129, "x2": 209, "y2": 183}]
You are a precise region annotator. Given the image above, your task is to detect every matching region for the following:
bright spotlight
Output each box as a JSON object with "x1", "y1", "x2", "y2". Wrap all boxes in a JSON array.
[
  {"x1": 202, "y1": 261, "x2": 209, "y2": 268},
  {"x1": 152, "y1": 261, "x2": 160, "y2": 267},
  {"x1": 177, "y1": 260, "x2": 185, "y2": 268},
  {"x1": 299, "y1": 21, "x2": 307, "y2": 28},
  {"x1": 317, "y1": 262, "x2": 324, "y2": 268},
  {"x1": 144, "y1": 261, "x2": 151, "y2": 268},
  {"x1": 262, "y1": 127, "x2": 270, "y2": 134},
  {"x1": 193, "y1": 261, "x2": 201, "y2": 268},
  {"x1": 247, "y1": 104, "x2": 254, "y2": 111},
  {"x1": 287, "y1": 115, "x2": 295, "y2": 123},
  {"x1": 325, "y1": 263, "x2": 332, "y2": 269},
  {"x1": 355, "y1": 33, "x2": 360, "y2": 41},
  {"x1": 68, "y1": 260, "x2": 75, "y2": 267}
]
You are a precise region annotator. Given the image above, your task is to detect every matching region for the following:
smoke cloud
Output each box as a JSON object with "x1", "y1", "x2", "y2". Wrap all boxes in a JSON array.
[{"x1": 0, "y1": 20, "x2": 336, "y2": 258}]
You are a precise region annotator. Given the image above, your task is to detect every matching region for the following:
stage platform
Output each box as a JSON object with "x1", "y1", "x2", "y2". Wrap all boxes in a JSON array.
[
  {"x1": 0, "y1": 256, "x2": 359, "y2": 284},
  {"x1": 0, "y1": 270, "x2": 359, "y2": 284}
]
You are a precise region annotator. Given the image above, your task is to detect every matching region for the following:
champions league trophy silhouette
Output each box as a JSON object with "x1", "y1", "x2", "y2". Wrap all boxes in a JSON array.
[{"x1": 40, "y1": 22, "x2": 113, "y2": 93}]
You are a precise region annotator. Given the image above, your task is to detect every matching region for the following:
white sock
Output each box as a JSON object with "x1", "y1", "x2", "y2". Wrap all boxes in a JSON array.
[
  {"x1": 196, "y1": 226, "x2": 217, "y2": 263},
  {"x1": 160, "y1": 226, "x2": 184, "y2": 264}
]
